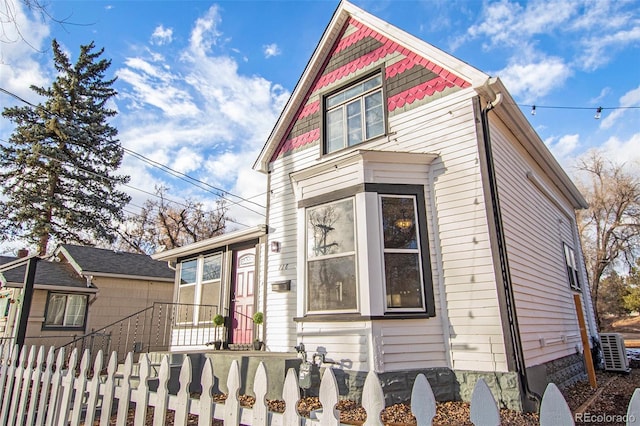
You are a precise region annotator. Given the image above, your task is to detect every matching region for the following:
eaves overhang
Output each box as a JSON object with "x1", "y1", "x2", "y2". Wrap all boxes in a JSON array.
[
  {"x1": 476, "y1": 77, "x2": 588, "y2": 210},
  {"x1": 151, "y1": 225, "x2": 268, "y2": 263}
]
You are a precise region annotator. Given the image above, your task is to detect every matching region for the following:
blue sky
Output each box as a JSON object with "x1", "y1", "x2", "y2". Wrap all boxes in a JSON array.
[{"x1": 1, "y1": 0, "x2": 639, "y2": 252}]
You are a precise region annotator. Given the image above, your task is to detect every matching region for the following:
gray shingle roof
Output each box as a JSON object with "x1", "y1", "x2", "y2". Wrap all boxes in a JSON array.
[
  {"x1": 59, "y1": 244, "x2": 174, "y2": 279},
  {"x1": 0, "y1": 256, "x2": 91, "y2": 289}
]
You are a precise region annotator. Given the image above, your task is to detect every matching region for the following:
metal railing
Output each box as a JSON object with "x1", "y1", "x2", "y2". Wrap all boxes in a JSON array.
[{"x1": 21, "y1": 302, "x2": 221, "y2": 365}]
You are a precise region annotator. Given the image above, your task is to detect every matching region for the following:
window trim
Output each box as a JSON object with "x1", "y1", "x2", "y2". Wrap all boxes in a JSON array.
[
  {"x1": 379, "y1": 193, "x2": 427, "y2": 312},
  {"x1": 177, "y1": 252, "x2": 223, "y2": 325},
  {"x1": 369, "y1": 184, "x2": 434, "y2": 316},
  {"x1": 42, "y1": 292, "x2": 89, "y2": 331},
  {"x1": 563, "y1": 243, "x2": 581, "y2": 291},
  {"x1": 321, "y1": 69, "x2": 387, "y2": 156},
  {"x1": 305, "y1": 197, "x2": 359, "y2": 314},
  {"x1": 299, "y1": 183, "x2": 435, "y2": 318}
]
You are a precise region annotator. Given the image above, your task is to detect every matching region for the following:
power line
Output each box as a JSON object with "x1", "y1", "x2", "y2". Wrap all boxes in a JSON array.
[{"x1": 0, "y1": 86, "x2": 266, "y2": 216}]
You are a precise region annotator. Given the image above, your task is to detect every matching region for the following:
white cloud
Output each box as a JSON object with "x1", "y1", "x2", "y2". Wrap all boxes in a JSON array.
[
  {"x1": 151, "y1": 25, "x2": 174, "y2": 46},
  {"x1": 496, "y1": 56, "x2": 572, "y2": 103},
  {"x1": 601, "y1": 133, "x2": 640, "y2": 170},
  {"x1": 545, "y1": 134, "x2": 581, "y2": 168},
  {"x1": 600, "y1": 85, "x2": 640, "y2": 129},
  {"x1": 467, "y1": 0, "x2": 577, "y2": 49},
  {"x1": 112, "y1": 4, "x2": 289, "y2": 227},
  {"x1": 172, "y1": 147, "x2": 203, "y2": 174},
  {"x1": 579, "y1": 26, "x2": 640, "y2": 71},
  {"x1": 189, "y1": 5, "x2": 223, "y2": 55},
  {"x1": 0, "y1": 0, "x2": 51, "y2": 126},
  {"x1": 263, "y1": 43, "x2": 281, "y2": 58}
]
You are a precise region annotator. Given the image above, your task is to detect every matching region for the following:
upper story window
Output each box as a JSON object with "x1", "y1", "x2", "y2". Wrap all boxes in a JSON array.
[
  {"x1": 178, "y1": 253, "x2": 222, "y2": 324},
  {"x1": 380, "y1": 195, "x2": 426, "y2": 311},
  {"x1": 43, "y1": 292, "x2": 88, "y2": 330},
  {"x1": 325, "y1": 74, "x2": 385, "y2": 154},
  {"x1": 563, "y1": 243, "x2": 581, "y2": 290},
  {"x1": 306, "y1": 198, "x2": 357, "y2": 313}
]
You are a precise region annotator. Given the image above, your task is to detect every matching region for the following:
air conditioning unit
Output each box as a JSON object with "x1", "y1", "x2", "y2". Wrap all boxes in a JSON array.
[{"x1": 600, "y1": 333, "x2": 630, "y2": 373}]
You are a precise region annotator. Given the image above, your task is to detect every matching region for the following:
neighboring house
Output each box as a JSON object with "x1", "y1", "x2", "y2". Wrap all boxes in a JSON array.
[
  {"x1": 0, "y1": 245, "x2": 174, "y2": 353},
  {"x1": 154, "y1": 1, "x2": 598, "y2": 410}
]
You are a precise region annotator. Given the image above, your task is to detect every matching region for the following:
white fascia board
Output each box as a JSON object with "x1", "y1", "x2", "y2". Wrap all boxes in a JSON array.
[
  {"x1": 54, "y1": 245, "x2": 85, "y2": 276},
  {"x1": 2, "y1": 282, "x2": 98, "y2": 293},
  {"x1": 80, "y1": 273, "x2": 175, "y2": 283},
  {"x1": 152, "y1": 224, "x2": 268, "y2": 262}
]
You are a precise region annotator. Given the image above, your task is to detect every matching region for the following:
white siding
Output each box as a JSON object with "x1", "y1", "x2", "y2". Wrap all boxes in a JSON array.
[
  {"x1": 265, "y1": 89, "x2": 509, "y2": 373},
  {"x1": 489, "y1": 117, "x2": 585, "y2": 367}
]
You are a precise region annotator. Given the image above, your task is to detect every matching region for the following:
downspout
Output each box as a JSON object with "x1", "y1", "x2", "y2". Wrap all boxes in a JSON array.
[{"x1": 479, "y1": 91, "x2": 542, "y2": 410}]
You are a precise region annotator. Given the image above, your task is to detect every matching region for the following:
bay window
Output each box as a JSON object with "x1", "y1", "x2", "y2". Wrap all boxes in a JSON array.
[
  {"x1": 380, "y1": 195, "x2": 425, "y2": 310},
  {"x1": 306, "y1": 198, "x2": 357, "y2": 312}
]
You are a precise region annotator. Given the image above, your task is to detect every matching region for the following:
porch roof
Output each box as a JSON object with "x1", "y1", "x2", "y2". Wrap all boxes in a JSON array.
[
  {"x1": 0, "y1": 256, "x2": 96, "y2": 292},
  {"x1": 151, "y1": 225, "x2": 268, "y2": 262}
]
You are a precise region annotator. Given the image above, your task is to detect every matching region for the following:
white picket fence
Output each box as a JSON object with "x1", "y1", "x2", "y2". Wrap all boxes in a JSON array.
[{"x1": 0, "y1": 344, "x2": 638, "y2": 426}]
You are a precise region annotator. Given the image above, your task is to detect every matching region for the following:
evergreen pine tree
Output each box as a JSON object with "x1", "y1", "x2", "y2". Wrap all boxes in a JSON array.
[{"x1": 0, "y1": 39, "x2": 131, "y2": 255}]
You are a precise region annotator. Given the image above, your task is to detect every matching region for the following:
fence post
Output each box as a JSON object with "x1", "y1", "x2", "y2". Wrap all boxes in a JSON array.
[
  {"x1": 319, "y1": 367, "x2": 340, "y2": 426},
  {"x1": 6, "y1": 345, "x2": 27, "y2": 425},
  {"x1": 627, "y1": 389, "x2": 640, "y2": 426},
  {"x1": 15, "y1": 345, "x2": 36, "y2": 426},
  {"x1": 411, "y1": 374, "x2": 436, "y2": 426},
  {"x1": 152, "y1": 355, "x2": 170, "y2": 426},
  {"x1": 174, "y1": 355, "x2": 193, "y2": 426},
  {"x1": 252, "y1": 362, "x2": 269, "y2": 426},
  {"x1": 282, "y1": 368, "x2": 302, "y2": 426},
  {"x1": 99, "y1": 352, "x2": 118, "y2": 426},
  {"x1": 83, "y1": 350, "x2": 104, "y2": 426},
  {"x1": 539, "y1": 383, "x2": 574, "y2": 426},
  {"x1": 198, "y1": 357, "x2": 215, "y2": 426},
  {"x1": 69, "y1": 349, "x2": 90, "y2": 426},
  {"x1": 115, "y1": 352, "x2": 134, "y2": 426},
  {"x1": 24, "y1": 346, "x2": 46, "y2": 426},
  {"x1": 225, "y1": 360, "x2": 241, "y2": 425},
  {"x1": 34, "y1": 347, "x2": 55, "y2": 426},
  {"x1": 469, "y1": 378, "x2": 500, "y2": 426},
  {"x1": 362, "y1": 371, "x2": 384, "y2": 426}
]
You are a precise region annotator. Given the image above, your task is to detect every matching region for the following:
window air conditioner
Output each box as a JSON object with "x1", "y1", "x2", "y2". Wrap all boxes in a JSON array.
[{"x1": 600, "y1": 333, "x2": 630, "y2": 373}]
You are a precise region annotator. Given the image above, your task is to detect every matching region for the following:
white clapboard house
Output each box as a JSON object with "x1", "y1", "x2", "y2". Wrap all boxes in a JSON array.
[{"x1": 153, "y1": 0, "x2": 597, "y2": 410}]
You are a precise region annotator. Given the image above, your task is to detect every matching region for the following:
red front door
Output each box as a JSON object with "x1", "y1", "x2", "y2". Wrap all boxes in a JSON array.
[{"x1": 230, "y1": 247, "x2": 256, "y2": 344}]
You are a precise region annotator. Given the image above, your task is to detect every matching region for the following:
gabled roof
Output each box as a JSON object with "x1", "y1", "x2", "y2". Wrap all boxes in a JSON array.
[
  {"x1": 253, "y1": 0, "x2": 488, "y2": 173},
  {"x1": 0, "y1": 255, "x2": 95, "y2": 291},
  {"x1": 56, "y1": 244, "x2": 174, "y2": 281}
]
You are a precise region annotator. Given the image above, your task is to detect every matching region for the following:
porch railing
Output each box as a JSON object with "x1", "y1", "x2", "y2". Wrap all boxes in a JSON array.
[{"x1": 22, "y1": 302, "x2": 220, "y2": 364}]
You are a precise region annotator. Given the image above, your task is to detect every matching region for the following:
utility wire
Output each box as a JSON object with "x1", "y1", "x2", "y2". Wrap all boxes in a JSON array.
[{"x1": 0, "y1": 86, "x2": 266, "y2": 216}]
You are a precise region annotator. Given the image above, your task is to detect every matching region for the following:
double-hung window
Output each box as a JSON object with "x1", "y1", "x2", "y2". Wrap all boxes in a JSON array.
[
  {"x1": 380, "y1": 194, "x2": 426, "y2": 311},
  {"x1": 306, "y1": 198, "x2": 357, "y2": 312},
  {"x1": 563, "y1": 243, "x2": 581, "y2": 290},
  {"x1": 325, "y1": 74, "x2": 385, "y2": 154},
  {"x1": 44, "y1": 293, "x2": 88, "y2": 329},
  {"x1": 178, "y1": 253, "x2": 222, "y2": 324}
]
